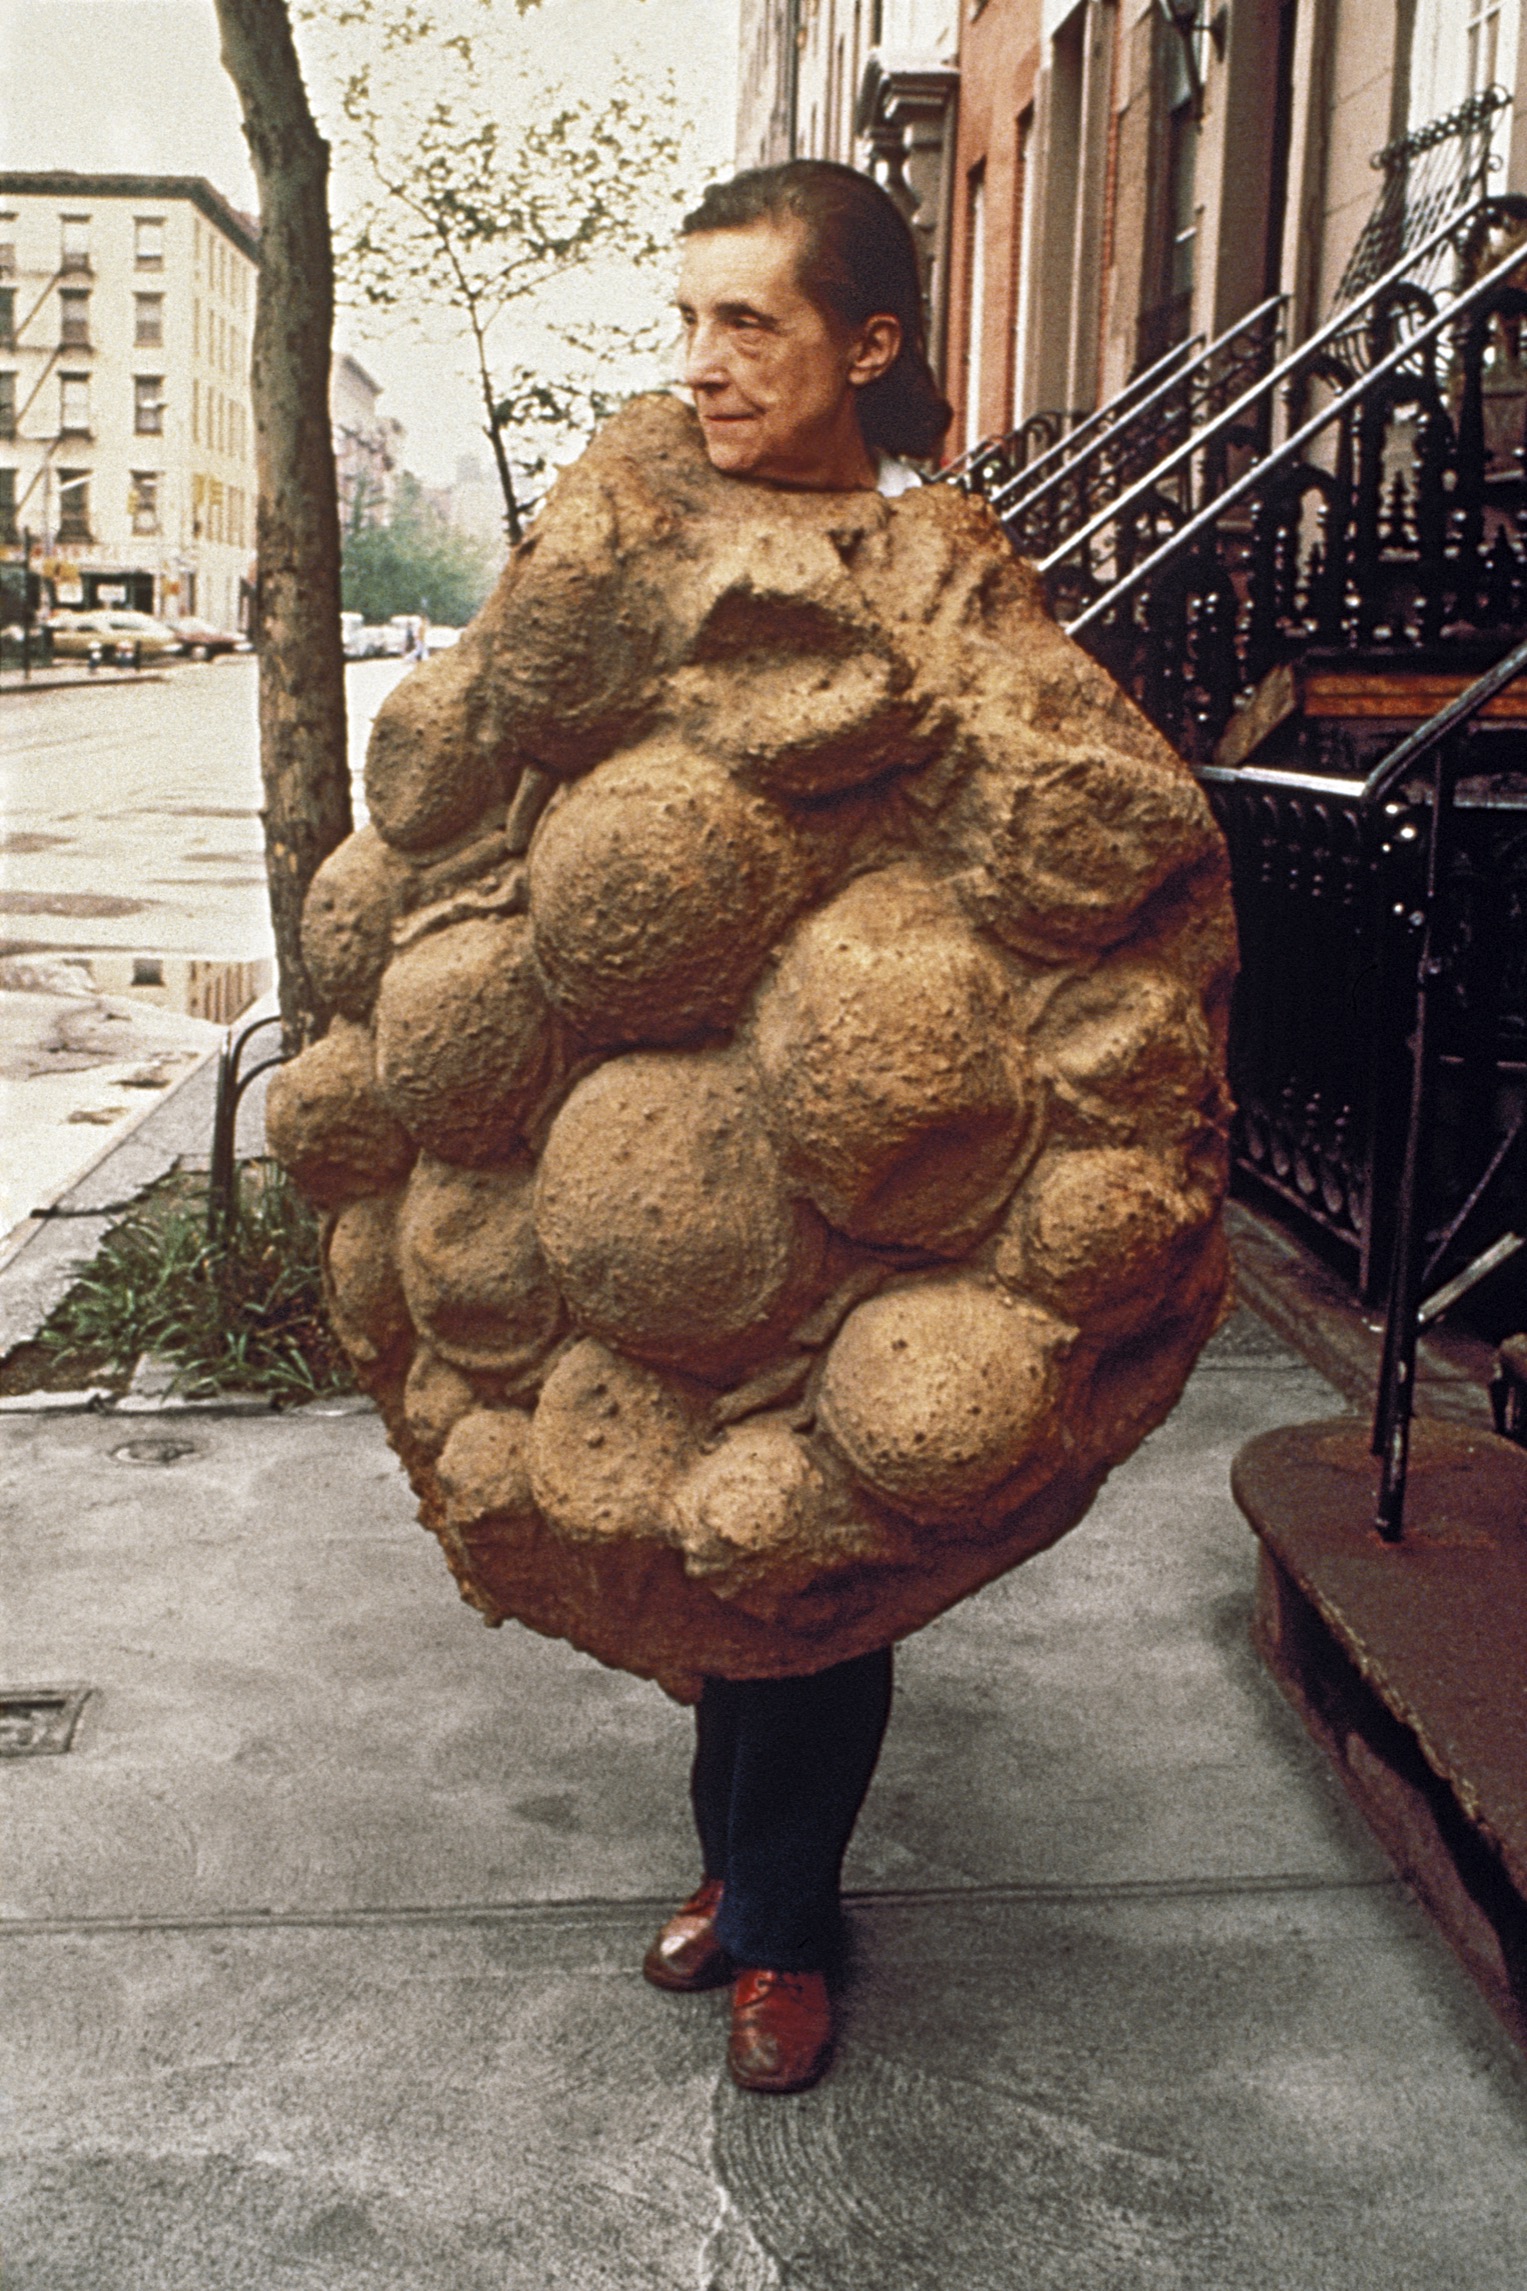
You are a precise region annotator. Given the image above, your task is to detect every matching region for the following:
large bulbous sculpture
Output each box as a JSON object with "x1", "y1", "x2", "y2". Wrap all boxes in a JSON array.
[{"x1": 271, "y1": 395, "x2": 1236, "y2": 1701}]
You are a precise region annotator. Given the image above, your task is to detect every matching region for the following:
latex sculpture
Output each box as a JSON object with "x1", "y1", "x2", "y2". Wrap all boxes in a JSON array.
[{"x1": 268, "y1": 394, "x2": 1237, "y2": 1700}]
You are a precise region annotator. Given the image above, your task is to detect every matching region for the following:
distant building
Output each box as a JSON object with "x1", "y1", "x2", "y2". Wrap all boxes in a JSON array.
[
  {"x1": 447, "y1": 452, "x2": 507, "y2": 549},
  {"x1": 331, "y1": 351, "x2": 404, "y2": 532},
  {"x1": 0, "y1": 171, "x2": 257, "y2": 627}
]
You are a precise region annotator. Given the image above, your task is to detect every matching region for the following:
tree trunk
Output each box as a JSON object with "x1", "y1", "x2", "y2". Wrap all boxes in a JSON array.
[{"x1": 214, "y1": 0, "x2": 351, "y2": 1051}]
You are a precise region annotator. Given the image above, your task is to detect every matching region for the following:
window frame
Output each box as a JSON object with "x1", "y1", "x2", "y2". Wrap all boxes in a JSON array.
[
  {"x1": 59, "y1": 371, "x2": 92, "y2": 437},
  {"x1": 133, "y1": 374, "x2": 165, "y2": 436}
]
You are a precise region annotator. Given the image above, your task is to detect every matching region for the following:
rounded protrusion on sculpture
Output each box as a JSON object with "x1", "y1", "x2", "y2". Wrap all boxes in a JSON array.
[
  {"x1": 535, "y1": 1048, "x2": 829, "y2": 1381},
  {"x1": 264, "y1": 1019, "x2": 416, "y2": 1209},
  {"x1": 529, "y1": 1338, "x2": 702, "y2": 1542},
  {"x1": 323, "y1": 1192, "x2": 411, "y2": 1365},
  {"x1": 749, "y1": 865, "x2": 1038, "y2": 1253},
  {"x1": 527, "y1": 739, "x2": 810, "y2": 1045},
  {"x1": 474, "y1": 451, "x2": 676, "y2": 778},
  {"x1": 666, "y1": 523, "x2": 932, "y2": 800},
  {"x1": 373, "y1": 915, "x2": 555, "y2": 1165},
  {"x1": 437, "y1": 1407, "x2": 536, "y2": 1529},
  {"x1": 301, "y1": 826, "x2": 409, "y2": 1022},
  {"x1": 402, "y1": 1344, "x2": 479, "y2": 1462},
  {"x1": 364, "y1": 640, "x2": 504, "y2": 852},
  {"x1": 995, "y1": 1147, "x2": 1217, "y2": 1337},
  {"x1": 944, "y1": 745, "x2": 1220, "y2": 958},
  {"x1": 397, "y1": 1153, "x2": 565, "y2": 1376},
  {"x1": 818, "y1": 1276, "x2": 1069, "y2": 1523},
  {"x1": 668, "y1": 1416, "x2": 883, "y2": 1618},
  {"x1": 1034, "y1": 960, "x2": 1214, "y2": 1141}
]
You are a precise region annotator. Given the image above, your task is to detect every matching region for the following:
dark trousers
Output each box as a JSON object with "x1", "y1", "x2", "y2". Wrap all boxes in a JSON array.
[{"x1": 691, "y1": 1647, "x2": 894, "y2": 1974}]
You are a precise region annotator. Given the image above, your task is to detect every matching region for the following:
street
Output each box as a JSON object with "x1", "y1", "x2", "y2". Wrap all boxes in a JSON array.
[{"x1": 0, "y1": 659, "x2": 408, "y2": 1231}]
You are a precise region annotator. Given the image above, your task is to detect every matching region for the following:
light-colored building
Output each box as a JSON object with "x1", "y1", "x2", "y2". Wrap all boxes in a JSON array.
[
  {"x1": 331, "y1": 350, "x2": 403, "y2": 533},
  {"x1": 0, "y1": 172, "x2": 257, "y2": 628}
]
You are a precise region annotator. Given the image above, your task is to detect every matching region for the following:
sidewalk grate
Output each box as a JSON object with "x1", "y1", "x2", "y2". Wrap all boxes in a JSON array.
[{"x1": 0, "y1": 1687, "x2": 91, "y2": 1758}]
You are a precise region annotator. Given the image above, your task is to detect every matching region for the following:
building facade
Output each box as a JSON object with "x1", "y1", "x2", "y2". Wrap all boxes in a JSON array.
[
  {"x1": 331, "y1": 351, "x2": 404, "y2": 535},
  {"x1": 948, "y1": 0, "x2": 1527, "y2": 452},
  {"x1": 0, "y1": 172, "x2": 257, "y2": 627}
]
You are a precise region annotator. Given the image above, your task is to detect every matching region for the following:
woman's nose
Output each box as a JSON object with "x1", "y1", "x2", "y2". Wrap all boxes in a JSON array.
[{"x1": 683, "y1": 321, "x2": 730, "y2": 391}]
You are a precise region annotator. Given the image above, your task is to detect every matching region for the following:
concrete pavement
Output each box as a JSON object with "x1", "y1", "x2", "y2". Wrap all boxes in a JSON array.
[{"x1": 4, "y1": 1310, "x2": 1526, "y2": 2287}]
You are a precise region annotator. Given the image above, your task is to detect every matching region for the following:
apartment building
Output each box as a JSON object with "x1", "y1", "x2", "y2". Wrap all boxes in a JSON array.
[
  {"x1": 946, "y1": 0, "x2": 1525, "y2": 451},
  {"x1": 0, "y1": 172, "x2": 258, "y2": 627},
  {"x1": 332, "y1": 350, "x2": 404, "y2": 534}
]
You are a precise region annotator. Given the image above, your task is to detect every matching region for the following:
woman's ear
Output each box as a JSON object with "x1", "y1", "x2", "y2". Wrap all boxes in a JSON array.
[{"x1": 848, "y1": 312, "x2": 903, "y2": 389}]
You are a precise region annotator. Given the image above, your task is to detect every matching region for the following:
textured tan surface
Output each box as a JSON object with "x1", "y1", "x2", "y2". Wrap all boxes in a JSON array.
[{"x1": 271, "y1": 395, "x2": 1236, "y2": 1696}]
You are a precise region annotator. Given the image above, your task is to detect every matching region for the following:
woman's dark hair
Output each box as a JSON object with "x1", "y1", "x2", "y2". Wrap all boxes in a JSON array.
[{"x1": 681, "y1": 159, "x2": 953, "y2": 462}]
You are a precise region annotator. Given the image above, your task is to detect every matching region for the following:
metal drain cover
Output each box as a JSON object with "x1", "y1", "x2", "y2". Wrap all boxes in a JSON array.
[
  {"x1": 111, "y1": 1436, "x2": 200, "y2": 1465},
  {"x1": 0, "y1": 1687, "x2": 91, "y2": 1757}
]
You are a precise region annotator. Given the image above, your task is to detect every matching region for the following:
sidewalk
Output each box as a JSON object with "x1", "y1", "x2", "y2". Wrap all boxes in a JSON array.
[{"x1": 4, "y1": 1307, "x2": 1525, "y2": 2288}]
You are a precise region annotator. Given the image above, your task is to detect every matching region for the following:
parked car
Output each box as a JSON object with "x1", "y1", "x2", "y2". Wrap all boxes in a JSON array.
[
  {"x1": 424, "y1": 624, "x2": 461, "y2": 653},
  {"x1": 172, "y1": 616, "x2": 249, "y2": 660},
  {"x1": 341, "y1": 612, "x2": 394, "y2": 660},
  {"x1": 48, "y1": 609, "x2": 181, "y2": 664}
]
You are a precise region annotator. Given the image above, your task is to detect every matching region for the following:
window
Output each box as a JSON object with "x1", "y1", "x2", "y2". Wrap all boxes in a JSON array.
[
  {"x1": 57, "y1": 469, "x2": 91, "y2": 542},
  {"x1": 0, "y1": 218, "x2": 14, "y2": 278},
  {"x1": 59, "y1": 288, "x2": 90, "y2": 348},
  {"x1": 60, "y1": 215, "x2": 90, "y2": 275},
  {"x1": 0, "y1": 289, "x2": 14, "y2": 350},
  {"x1": 132, "y1": 957, "x2": 165, "y2": 986},
  {"x1": 129, "y1": 471, "x2": 160, "y2": 534},
  {"x1": 59, "y1": 373, "x2": 90, "y2": 436},
  {"x1": 134, "y1": 294, "x2": 163, "y2": 347},
  {"x1": 0, "y1": 468, "x2": 15, "y2": 544},
  {"x1": 134, "y1": 375, "x2": 164, "y2": 435},
  {"x1": 1010, "y1": 107, "x2": 1035, "y2": 427},
  {"x1": 0, "y1": 372, "x2": 14, "y2": 438},
  {"x1": 963, "y1": 166, "x2": 988, "y2": 453},
  {"x1": 135, "y1": 217, "x2": 164, "y2": 271}
]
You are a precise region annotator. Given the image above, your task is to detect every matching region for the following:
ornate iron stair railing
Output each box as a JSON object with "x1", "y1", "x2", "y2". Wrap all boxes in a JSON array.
[
  {"x1": 941, "y1": 333, "x2": 1201, "y2": 503},
  {"x1": 1203, "y1": 632, "x2": 1527, "y2": 1536},
  {"x1": 991, "y1": 295, "x2": 1284, "y2": 559},
  {"x1": 1033, "y1": 194, "x2": 1527, "y2": 758}
]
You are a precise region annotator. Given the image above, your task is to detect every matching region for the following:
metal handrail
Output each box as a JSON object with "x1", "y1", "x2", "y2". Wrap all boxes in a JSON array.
[
  {"x1": 981, "y1": 335, "x2": 1204, "y2": 507},
  {"x1": 1205, "y1": 633, "x2": 1527, "y2": 1539},
  {"x1": 1064, "y1": 210, "x2": 1527, "y2": 636},
  {"x1": 1050, "y1": 191, "x2": 1527, "y2": 600},
  {"x1": 991, "y1": 298, "x2": 1282, "y2": 521},
  {"x1": 1362, "y1": 632, "x2": 1527, "y2": 805}
]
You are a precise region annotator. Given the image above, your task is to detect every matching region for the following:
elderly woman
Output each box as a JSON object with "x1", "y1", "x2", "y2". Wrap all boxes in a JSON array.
[{"x1": 639, "y1": 160, "x2": 952, "y2": 2096}]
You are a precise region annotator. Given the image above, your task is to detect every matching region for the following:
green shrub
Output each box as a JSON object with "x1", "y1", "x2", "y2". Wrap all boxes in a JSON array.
[{"x1": 38, "y1": 1164, "x2": 355, "y2": 1401}]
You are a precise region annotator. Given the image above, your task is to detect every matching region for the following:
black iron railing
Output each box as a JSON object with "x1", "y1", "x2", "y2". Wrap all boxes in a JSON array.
[
  {"x1": 1201, "y1": 638, "x2": 1527, "y2": 1535},
  {"x1": 1043, "y1": 196, "x2": 1527, "y2": 759},
  {"x1": 991, "y1": 296, "x2": 1284, "y2": 561}
]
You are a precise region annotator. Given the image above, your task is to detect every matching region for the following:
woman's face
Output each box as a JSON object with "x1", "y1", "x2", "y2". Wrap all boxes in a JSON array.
[{"x1": 677, "y1": 218, "x2": 901, "y2": 490}]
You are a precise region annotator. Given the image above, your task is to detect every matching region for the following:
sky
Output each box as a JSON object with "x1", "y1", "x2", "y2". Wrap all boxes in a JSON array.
[{"x1": 0, "y1": 0, "x2": 742, "y2": 485}]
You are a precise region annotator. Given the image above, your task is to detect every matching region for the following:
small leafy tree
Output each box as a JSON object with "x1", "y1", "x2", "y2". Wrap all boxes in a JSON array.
[
  {"x1": 319, "y1": 3, "x2": 692, "y2": 542},
  {"x1": 342, "y1": 471, "x2": 499, "y2": 624}
]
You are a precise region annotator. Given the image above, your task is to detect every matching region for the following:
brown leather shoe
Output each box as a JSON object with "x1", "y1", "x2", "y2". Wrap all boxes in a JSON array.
[
  {"x1": 727, "y1": 1968, "x2": 834, "y2": 2093},
  {"x1": 642, "y1": 1877, "x2": 732, "y2": 1992}
]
